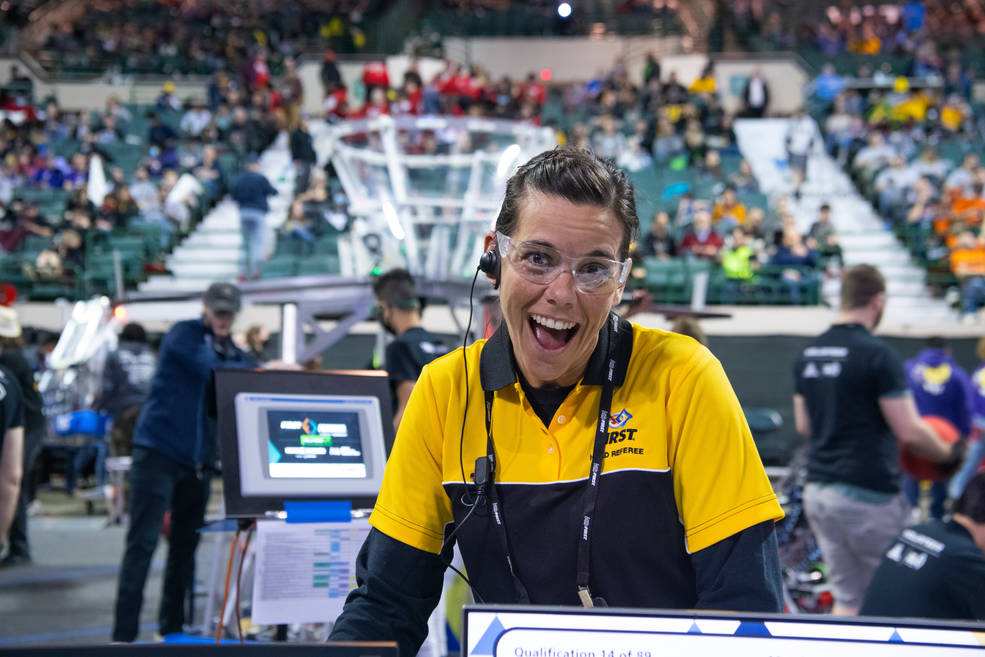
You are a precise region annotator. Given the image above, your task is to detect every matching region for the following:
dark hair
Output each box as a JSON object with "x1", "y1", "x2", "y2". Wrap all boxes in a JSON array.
[
  {"x1": 372, "y1": 268, "x2": 420, "y2": 309},
  {"x1": 926, "y1": 336, "x2": 947, "y2": 351},
  {"x1": 840, "y1": 264, "x2": 885, "y2": 310},
  {"x1": 120, "y1": 322, "x2": 147, "y2": 343},
  {"x1": 954, "y1": 472, "x2": 985, "y2": 523},
  {"x1": 494, "y1": 147, "x2": 639, "y2": 260}
]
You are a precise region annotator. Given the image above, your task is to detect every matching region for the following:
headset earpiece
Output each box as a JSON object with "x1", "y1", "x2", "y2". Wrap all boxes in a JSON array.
[{"x1": 478, "y1": 249, "x2": 500, "y2": 289}]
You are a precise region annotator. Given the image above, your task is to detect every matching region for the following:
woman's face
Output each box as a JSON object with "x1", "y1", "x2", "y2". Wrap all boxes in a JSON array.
[{"x1": 485, "y1": 192, "x2": 625, "y2": 388}]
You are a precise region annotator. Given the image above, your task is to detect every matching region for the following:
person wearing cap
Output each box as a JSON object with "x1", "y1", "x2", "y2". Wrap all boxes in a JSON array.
[
  {"x1": 0, "y1": 306, "x2": 46, "y2": 566},
  {"x1": 372, "y1": 269, "x2": 449, "y2": 431},
  {"x1": 230, "y1": 157, "x2": 278, "y2": 280},
  {"x1": 0, "y1": 308, "x2": 24, "y2": 567},
  {"x1": 112, "y1": 283, "x2": 258, "y2": 642},
  {"x1": 155, "y1": 81, "x2": 181, "y2": 111}
]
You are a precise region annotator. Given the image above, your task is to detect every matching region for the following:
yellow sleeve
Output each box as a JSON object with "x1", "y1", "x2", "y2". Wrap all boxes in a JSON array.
[
  {"x1": 667, "y1": 348, "x2": 783, "y2": 553},
  {"x1": 369, "y1": 365, "x2": 453, "y2": 554}
]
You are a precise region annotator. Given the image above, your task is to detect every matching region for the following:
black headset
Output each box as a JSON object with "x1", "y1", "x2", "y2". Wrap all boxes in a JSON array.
[{"x1": 478, "y1": 246, "x2": 500, "y2": 289}]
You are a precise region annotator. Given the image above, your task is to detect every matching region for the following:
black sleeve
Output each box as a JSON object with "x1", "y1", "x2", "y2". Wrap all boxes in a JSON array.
[
  {"x1": 0, "y1": 350, "x2": 41, "y2": 420},
  {"x1": 793, "y1": 357, "x2": 806, "y2": 396},
  {"x1": 874, "y1": 344, "x2": 909, "y2": 398},
  {"x1": 329, "y1": 528, "x2": 447, "y2": 657},
  {"x1": 0, "y1": 371, "x2": 24, "y2": 432},
  {"x1": 691, "y1": 520, "x2": 784, "y2": 612},
  {"x1": 385, "y1": 341, "x2": 422, "y2": 384}
]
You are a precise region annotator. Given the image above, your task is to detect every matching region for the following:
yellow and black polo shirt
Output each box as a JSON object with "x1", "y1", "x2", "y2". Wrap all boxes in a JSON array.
[{"x1": 370, "y1": 317, "x2": 783, "y2": 607}]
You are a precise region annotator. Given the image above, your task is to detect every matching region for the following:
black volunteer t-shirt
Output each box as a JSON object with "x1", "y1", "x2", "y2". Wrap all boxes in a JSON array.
[
  {"x1": 0, "y1": 364, "x2": 25, "y2": 453},
  {"x1": 385, "y1": 327, "x2": 449, "y2": 406},
  {"x1": 860, "y1": 520, "x2": 985, "y2": 621},
  {"x1": 794, "y1": 323, "x2": 909, "y2": 493}
]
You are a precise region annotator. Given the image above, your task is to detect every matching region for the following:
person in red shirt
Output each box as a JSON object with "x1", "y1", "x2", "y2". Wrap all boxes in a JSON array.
[
  {"x1": 323, "y1": 84, "x2": 349, "y2": 120},
  {"x1": 354, "y1": 87, "x2": 390, "y2": 120},
  {"x1": 435, "y1": 61, "x2": 458, "y2": 97},
  {"x1": 679, "y1": 209, "x2": 723, "y2": 260},
  {"x1": 363, "y1": 61, "x2": 390, "y2": 98},
  {"x1": 393, "y1": 83, "x2": 422, "y2": 116},
  {"x1": 243, "y1": 49, "x2": 270, "y2": 92},
  {"x1": 524, "y1": 72, "x2": 547, "y2": 106}
]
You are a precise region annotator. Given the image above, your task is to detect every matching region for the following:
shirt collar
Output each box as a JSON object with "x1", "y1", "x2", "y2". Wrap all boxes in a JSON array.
[
  {"x1": 834, "y1": 322, "x2": 868, "y2": 332},
  {"x1": 479, "y1": 313, "x2": 634, "y2": 392}
]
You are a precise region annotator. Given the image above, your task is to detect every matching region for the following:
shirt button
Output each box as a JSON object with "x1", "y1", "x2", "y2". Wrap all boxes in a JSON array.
[
  {"x1": 547, "y1": 446, "x2": 554, "y2": 454},
  {"x1": 557, "y1": 415, "x2": 566, "y2": 424}
]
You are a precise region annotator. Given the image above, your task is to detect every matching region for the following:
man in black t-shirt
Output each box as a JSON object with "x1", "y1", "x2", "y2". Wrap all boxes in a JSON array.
[
  {"x1": 861, "y1": 471, "x2": 985, "y2": 621},
  {"x1": 0, "y1": 341, "x2": 25, "y2": 563},
  {"x1": 793, "y1": 264, "x2": 962, "y2": 615},
  {"x1": 372, "y1": 269, "x2": 448, "y2": 431}
]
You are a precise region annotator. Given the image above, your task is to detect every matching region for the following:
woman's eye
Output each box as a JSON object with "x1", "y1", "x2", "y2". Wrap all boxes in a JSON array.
[
  {"x1": 523, "y1": 251, "x2": 553, "y2": 267},
  {"x1": 579, "y1": 261, "x2": 610, "y2": 276}
]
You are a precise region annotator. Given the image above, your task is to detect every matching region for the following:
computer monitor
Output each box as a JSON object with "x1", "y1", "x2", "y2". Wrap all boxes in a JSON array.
[
  {"x1": 214, "y1": 369, "x2": 395, "y2": 517},
  {"x1": 463, "y1": 606, "x2": 985, "y2": 657}
]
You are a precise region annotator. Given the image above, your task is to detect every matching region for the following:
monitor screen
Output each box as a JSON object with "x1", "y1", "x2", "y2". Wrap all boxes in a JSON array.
[
  {"x1": 463, "y1": 606, "x2": 985, "y2": 657},
  {"x1": 214, "y1": 369, "x2": 395, "y2": 517},
  {"x1": 264, "y1": 409, "x2": 367, "y2": 479},
  {"x1": 235, "y1": 392, "x2": 386, "y2": 500}
]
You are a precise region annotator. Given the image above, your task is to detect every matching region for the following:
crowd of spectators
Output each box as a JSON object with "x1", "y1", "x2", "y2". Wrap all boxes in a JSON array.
[
  {"x1": 841, "y1": 122, "x2": 985, "y2": 320},
  {"x1": 8, "y1": 1, "x2": 840, "y2": 306},
  {"x1": 314, "y1": 52, "x2": 835, "y2": 304},
  {"x1": 803, "y1": 1, "x2": 985, "y2": 60},
  {"x1": 635, "y1": 194, "x2": 840, "y2": 304},
  {"x1": 767, "y1": 0, "x2": 985, "y2": 318},
  {"x1": 8, "y1": 36, "x2": 825, "y2": 303},
  {"x1": 319, "y1": 57, "x2": 550, "y2": 123},
  {"x1": 27, "y1": 0, "x2": 383, "y2": 77},
  {"x1": 726, "y1": 0, "x2": 985, "y2": 64},
  {"x1": 0, "y1": 54, "x2": 292, "y2": 294}
]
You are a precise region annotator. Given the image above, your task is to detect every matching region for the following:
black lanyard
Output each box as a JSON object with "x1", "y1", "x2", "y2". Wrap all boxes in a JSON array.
[{"x1": 480, "y1": 314, "x2": 619, "y2": 607}]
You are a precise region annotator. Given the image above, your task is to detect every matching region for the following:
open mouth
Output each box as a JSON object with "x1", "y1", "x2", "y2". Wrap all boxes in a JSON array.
[{"x1": 529, "y1": 313, "x2": 578, "y2": 351}]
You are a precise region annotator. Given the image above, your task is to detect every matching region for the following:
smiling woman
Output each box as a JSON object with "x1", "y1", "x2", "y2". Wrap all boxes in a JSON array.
[
  {"x1": 330, "y1": 148, "x2": 785, "y2": 657},
  {"x1": 484, "y1": 149, "x2": 638, "y2": 387},
  {"x1": 488, "y1": 194, "x2": 628, "y2": 387}
]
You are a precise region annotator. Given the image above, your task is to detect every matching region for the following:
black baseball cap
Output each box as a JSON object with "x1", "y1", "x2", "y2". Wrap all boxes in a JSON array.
[{"x1": 203, "y1": 282, "x2": 242, "y2": 313}]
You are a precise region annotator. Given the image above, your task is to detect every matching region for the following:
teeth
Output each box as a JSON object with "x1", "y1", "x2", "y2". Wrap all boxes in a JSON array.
[{"x1": 531, "y1": 314, "x2": 576, "y2": 330}]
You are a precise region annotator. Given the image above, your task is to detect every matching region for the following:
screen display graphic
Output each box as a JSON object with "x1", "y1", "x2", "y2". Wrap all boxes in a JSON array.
[{"x1": 265, "y1": 410, "x2": 366, "y2": 479}]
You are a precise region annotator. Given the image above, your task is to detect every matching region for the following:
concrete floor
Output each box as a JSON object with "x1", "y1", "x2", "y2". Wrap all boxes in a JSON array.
[{"x1": 0, "y1": 485, "x2": 227, "y2": 648}]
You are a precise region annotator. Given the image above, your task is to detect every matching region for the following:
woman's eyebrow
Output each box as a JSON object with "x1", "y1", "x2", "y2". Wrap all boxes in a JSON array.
[{"x1": 523, "y1": 239, "x2": 615, "y2": 260}]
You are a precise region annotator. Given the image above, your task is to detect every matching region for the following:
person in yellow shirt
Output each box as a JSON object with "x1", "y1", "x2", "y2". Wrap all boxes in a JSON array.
[
  {"x1": 712, "y1": 185, "x2": 748, "y2": 227},
  {"x1": 850, "y1": 23, "x2": 881, "y2": 54},
  {"x1": 941, "y1": 95, "x2": 969, "y2": 132},
  {"x1": 330, "y1": 148, "x2": 784, "y2": 656},
  {"x1": 689, "y1": 61, "x2": 717, "y2": 95}
]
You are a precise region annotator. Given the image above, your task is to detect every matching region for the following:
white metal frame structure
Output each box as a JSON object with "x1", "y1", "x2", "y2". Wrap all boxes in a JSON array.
[{"x1": 320, "y1": 114, "x2": 557, "y2": 280}]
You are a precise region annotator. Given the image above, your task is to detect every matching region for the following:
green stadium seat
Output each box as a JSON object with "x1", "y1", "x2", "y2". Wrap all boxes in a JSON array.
[
  {"x1": 261, "y1": 257, "x2": 298, "y2": 279},
  {"x1": 297, "y1": 255, "x2": 342, "y2": 276},
  {"x1": 642, "y1": 257, "x2": 688, "y2": 304}
]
